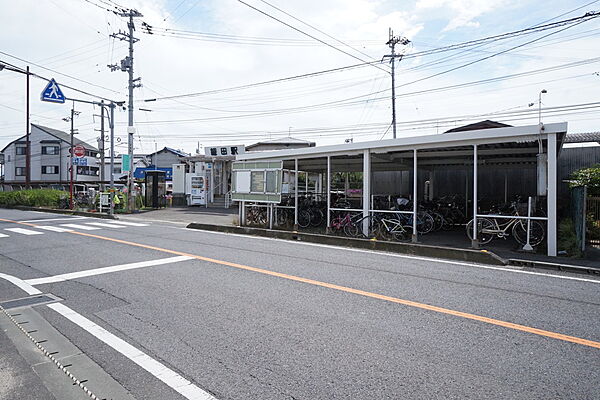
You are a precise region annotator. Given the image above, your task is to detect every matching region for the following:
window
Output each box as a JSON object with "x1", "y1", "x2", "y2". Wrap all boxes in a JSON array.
[
  {"x1": 16, "y1": 146, "x2": 26, "y2": 155},
  {"x1": 85, "y1": 150, "x2": 97, "y2": 157},
  {"x1": 250, "y1": 171, "x2": 264, "y2": 192},
  {"x1": 266, "y1": 171, "x2": 277, "y2": 193},
  {"x1": 42, "y1": 146, "x2": 60, "y2": 155},
  {"x1": 15, "y1": 167, "x2": 25, "y2": 176},
  {"x1": 42, "y1": 166, "x2": 59, "y2": 174},
  {"x1": 76, "y1": 166, "x2": 100, "y2": 176}
]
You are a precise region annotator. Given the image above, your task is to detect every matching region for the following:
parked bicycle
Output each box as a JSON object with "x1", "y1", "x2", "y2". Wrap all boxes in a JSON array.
[{"x1": 465, "y1": 202, "x2": 545, "y2": 246}]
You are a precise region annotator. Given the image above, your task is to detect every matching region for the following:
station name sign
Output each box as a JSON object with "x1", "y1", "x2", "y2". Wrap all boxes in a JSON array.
[{"x1": 205, "y1": 145, "x2": 245, "y2": 157}]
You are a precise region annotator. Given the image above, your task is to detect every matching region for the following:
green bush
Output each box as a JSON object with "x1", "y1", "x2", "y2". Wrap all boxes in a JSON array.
[
  {"x1": 0, "y1": 189, "x2": 67, "y2": 208},
  {"x1": 569, "y1": 164, "x2": 600, "y2": 196}
]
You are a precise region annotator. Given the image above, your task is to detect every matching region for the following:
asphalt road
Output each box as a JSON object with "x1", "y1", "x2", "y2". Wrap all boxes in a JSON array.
[{"x1": 0, "y1": 208, "x2": 599, "y2": 399}]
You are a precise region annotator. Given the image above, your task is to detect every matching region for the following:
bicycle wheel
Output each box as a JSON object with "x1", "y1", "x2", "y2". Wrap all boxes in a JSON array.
[
  {"x1": 417, "y1": 212, "x2": 435, "y2": 234},
  {"x1": 298, "y1": 210, "x2": 311, "y2": 228},
  {"x1": 375, "y1": 222, "x2": 393, "y2": 241},
  {"x1": 344, "y1": 222, "x2": 360, "y2": 237},
  {"x1": 392, "y1": 226, "x2": 409, "y2": 241},
  {"x1": 466, "y1": 218, "x2": 495, "y2": 244},
  {"x1": 310, "y1": 209, "x2": 324, "y2": 227},
  {"x1": 431, "y1": 212, "x2": 444, "y2": 232},
  {"x1": 512, "y1": 220, "x2": 545, "y2": 247}
]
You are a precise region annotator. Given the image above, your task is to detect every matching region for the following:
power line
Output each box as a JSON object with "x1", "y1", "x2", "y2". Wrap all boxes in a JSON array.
[
  {"x1": 257, "y1": 0, "x2": 377, "y2": 60},
  {"x1": 0, "y1": 50, "x2": 123, "y2": 96},
  {"x1": 236, "y1": 0, "x2": 389, "y2": 73},
  {"x1": 141, "y1": 60, "x2": 381, "y2": 102}
]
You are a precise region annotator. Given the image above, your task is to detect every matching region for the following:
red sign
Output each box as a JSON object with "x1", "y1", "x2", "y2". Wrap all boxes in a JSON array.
[{"x1": 73, "y1": 144, "x2": 86, "y2": 157}]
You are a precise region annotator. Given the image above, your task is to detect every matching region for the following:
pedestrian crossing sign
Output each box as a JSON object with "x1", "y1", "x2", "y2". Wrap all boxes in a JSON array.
[{"x1": 41, "y1": 78, "x2": 66, "y2": 104}]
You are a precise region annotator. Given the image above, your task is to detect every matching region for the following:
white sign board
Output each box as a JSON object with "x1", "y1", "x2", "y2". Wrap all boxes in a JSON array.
[{"x1": 205, "y1": 145, "x2": 245, "y2": 157}]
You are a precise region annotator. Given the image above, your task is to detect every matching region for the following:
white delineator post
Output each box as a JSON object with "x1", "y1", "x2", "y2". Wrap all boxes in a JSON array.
[
  {"x1": 362, "y1": 149, "x2": 370, "y2": 237},
  {"x1": 522, "y1": 196, "x2": 534, "y2": 252},
  {"x1": 547, "y1": 133, "x2": 557, "y2": 256}
]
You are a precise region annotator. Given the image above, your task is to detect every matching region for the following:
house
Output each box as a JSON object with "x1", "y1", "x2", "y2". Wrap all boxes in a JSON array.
[
  {"x1": 245, "y1": 137, "x2": 315, "y2": 152},
  {"x1": 146, "y1": 147, "x2": 189, "y2": 169},
  {"x1": 1, "y1": 124, "x2": 100, "y2": 184}
]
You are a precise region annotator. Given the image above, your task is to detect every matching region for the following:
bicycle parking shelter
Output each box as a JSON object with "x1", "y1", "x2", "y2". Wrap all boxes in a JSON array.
[{"x1": 232, "y1": 122, "x2": 568, "y2": 257}]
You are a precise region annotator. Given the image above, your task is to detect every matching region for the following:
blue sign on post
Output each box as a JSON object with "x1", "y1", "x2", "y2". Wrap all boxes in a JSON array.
[{"x1": 41, "y1": 78, "x2": 66, "y2": 104}]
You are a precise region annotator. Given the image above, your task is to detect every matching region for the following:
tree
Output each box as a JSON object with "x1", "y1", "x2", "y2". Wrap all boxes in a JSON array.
[{"x1": 570, "y1": 164, "x2": 600, "y2": 196}]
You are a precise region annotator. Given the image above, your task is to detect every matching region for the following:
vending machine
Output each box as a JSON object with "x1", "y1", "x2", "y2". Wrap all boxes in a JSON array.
[{"x1": 186, "y1": 174, "x2": 206, "y2": 206}]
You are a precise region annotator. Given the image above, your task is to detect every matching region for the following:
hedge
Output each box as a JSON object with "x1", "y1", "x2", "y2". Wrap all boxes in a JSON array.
[{"x1": 0, "y1": 189, "x2": 67, "y2": 208}]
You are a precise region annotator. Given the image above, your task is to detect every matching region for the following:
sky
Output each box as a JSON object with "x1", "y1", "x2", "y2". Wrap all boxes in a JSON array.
[{"x1": 0, "y1": 0, "x2": 599, "y2": 156}]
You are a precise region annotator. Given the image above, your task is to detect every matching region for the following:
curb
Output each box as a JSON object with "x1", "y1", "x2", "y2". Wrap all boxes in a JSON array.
[
  {"x1": 186, "y1": 223, "x2": 507, "y2": 266},
  {"x1": 508, "y1": 258, "x2": 600, "y2": 275},
  {"x1": 2, "y1": 206, "x2": 115, "y2": 219}
]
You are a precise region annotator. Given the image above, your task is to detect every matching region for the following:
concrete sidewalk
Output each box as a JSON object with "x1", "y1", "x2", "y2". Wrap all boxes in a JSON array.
[{"x1": 121, "y1": 207, "x2": 600, "y2": 274}]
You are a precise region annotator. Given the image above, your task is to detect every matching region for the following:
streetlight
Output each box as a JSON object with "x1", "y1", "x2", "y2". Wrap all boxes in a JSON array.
[{"x1": 538, "y1": 89, "x2": 547, "y2": 125}]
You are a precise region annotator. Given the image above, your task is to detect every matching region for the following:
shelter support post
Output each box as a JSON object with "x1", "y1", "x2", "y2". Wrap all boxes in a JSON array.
[
  {"x1": 294, "y1": 158, "x2": 299, "y2": 230},
  {"x1": 472, "y1": 144, "x2": 479, "y2": 249},
  {"x1": 326, "y1": 156, "x2": 331, "y2": 233},
  {"x1": 412, "y1": 149, "x2": 418, "y2": 243},
  {"x1": 547, "y1": 134, "x2": 557, "y2": 256},
  {"x1": 362, "y1": 150, "x2": 370, "y2": 236},
  {"x1": 240, "y1": 201, "x2": 246, "y2": 226}
]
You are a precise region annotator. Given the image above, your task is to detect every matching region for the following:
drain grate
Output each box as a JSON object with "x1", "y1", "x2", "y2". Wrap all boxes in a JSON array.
[{"x1": 0, "y1": 294, "x2": 60, "y2": 310}]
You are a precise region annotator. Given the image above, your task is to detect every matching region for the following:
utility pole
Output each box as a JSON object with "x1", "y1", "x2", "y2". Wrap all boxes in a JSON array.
[
  {"x1": 382, "y1": 29, "x2": 410, "y2": 139},
  {"x1": 109, "y1": 103, "x2": 115, "y2": 215},
  {"x1": 70, "y1": 106, "x2": 74, "y2": 209},
  {"x1": 26, "y1": 66, "x2": 30, "y2": 185},
  {"x1": 99, "y1": 101, "x2": 106, "y2": 191},
  {"x1": 63, "y1": 104, "x2": 80, "y2": 210},
  {"x1": 109, "y1": 8, "x2": 143, "y2": 212}
]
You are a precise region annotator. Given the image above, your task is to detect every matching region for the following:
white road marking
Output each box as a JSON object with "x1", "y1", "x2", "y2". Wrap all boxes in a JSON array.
[
  {"x1": 0, "y1": 233, "x2": 9, "y2": 238},
  {"x1": 0, "y1": 272, "x2": 215, "y2": 400},
  {"x1": 37, "y1": 226, "x2": 73, "y2": 232},
  {"x1": 85, "y1": 222, "x2": 127, "y2": 229},
  {"x1": 20, "y1": 216, "x2": 88, "y2": 223},
  {"x1": 108, "y1": 220, "x2": 148, "y2": 227},
  {"x1": 60, "y1": 224, "x2": 101, "y2": 231},
  {"x1": 0, "y1": 273, "x2": 42, "y2": 295},
  {"x1": 25, "y1": 256, "x2": 194, "y2": 285},
  {"x1": 47, "y1": 303, "x2": 216, "y2": 400},
  {"x1": 5, "y1": 227, "x2": 44, "y2": 236},
  {"x1": 182, "y1": 227, "x2": 600, "y2": 285}
]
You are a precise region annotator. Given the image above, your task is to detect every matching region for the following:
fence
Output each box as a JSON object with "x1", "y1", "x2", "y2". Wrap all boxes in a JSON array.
[{"x1": 588, "y1": 196, "x2": 600, "y2": 248}]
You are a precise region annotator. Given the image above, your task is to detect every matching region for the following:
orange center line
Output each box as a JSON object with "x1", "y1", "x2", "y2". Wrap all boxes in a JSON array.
[{"x1": 1, "y1": 216, "x2": 599, "y2": 349}]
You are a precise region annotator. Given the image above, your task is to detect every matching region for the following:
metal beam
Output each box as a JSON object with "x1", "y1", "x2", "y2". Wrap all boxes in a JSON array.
[
  {"x1": 362, "y1": 150, "x2": 370, "y2": 236},
  {"x1": 547, "y1": 134, "x2": 557, "y2": 256},
  {"x1": 472, "y1": 144, "x2": 478, "y2": 248}
]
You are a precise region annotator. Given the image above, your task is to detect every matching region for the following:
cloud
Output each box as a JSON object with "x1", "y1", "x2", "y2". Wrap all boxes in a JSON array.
[{"x1": 416, "y1": 0, "x2": 507, "y2": 31}]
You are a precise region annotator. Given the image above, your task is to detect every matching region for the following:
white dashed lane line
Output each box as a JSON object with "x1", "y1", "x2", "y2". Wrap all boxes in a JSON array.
[
  {"x1": 60, "y1": 224, "x2": 101, "y2": 231},
  {"x1": 85, "y1": 222, "x2": 127, "y2": 229},
  {"x1": 36, "y1": 226, "x2": 74, "y2": 232},
  {"x1": 5, "y1": 227, "x2": 44, "y2": 235}
]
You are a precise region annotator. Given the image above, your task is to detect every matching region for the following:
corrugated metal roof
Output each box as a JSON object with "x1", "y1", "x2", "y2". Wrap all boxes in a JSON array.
[{"x1": 564, "y1": 132, "x2": 600, "y2": 143}]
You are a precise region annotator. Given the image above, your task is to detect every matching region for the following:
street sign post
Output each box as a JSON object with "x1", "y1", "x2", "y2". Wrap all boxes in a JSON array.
[
  {"x1": 73, "y1": 144, "x2": 86, "y2": 157},
  {"x1": 122, "y1": 154, "x2": 131, "y2": 172},
  {"x1": 40, "y1": 78, "x2": 66, "y2": 104}
]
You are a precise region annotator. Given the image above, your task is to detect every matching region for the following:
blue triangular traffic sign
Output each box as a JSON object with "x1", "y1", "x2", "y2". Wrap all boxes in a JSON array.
[{"x1": 41, "y1": 78, "x2": 66, "y2": 104}]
